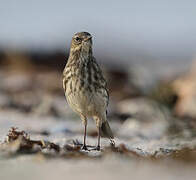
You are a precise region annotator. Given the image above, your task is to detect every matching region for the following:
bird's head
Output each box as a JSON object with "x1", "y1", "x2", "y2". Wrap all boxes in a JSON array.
[{"x1": 70, "y1": 32, "x2": 93, "y2": 54}]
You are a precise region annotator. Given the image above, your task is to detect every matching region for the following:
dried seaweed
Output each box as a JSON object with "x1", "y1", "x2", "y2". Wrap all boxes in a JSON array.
[
  {"x1": 64, "y1": 139, "x2": 81, "y2": 152},
  {"x1": 1, "y1": 127, "x2": 196, "y2": 163},
  {"x1": 1, "y1": 127, "x2": 60, "y2": 154},
  {"x1": 104, "y1": 143, "x2": 141, "y2": 159},
  {"x1": 165, "y1": 148, "x2": 196, "y2": 163},
  {"x1": 5, "y1": 127, "x2": 30, "y2": 143}
]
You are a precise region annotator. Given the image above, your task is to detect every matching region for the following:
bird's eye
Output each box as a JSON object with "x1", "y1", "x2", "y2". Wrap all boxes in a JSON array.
[{"x1": 75, "y1": 37, "x2": 81, "y2": 42}]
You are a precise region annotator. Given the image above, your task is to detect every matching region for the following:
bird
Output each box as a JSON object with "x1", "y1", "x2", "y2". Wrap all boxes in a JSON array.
[{"x1": 63, "y1": 32, "x2": 114, "y2": 151}]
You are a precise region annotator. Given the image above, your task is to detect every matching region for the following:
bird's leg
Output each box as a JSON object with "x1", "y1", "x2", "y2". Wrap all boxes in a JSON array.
[
  {"x1": 81, "y1": 116, "x2": 88, "y2": 151},
  {"x1": 96, "y1": 126, "x2": 101, "y2": 151},
  {"x1": 92, "y1": 118, "x2": 101, "y2": 151},
  {"x1": 82, "y1": 123, "x2": 88, "y2": 150}
]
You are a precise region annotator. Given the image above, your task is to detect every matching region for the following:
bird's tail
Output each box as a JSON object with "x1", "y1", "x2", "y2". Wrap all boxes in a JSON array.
[{"x1": 100, "y1": 121, "x2": 114, "y2": 145}]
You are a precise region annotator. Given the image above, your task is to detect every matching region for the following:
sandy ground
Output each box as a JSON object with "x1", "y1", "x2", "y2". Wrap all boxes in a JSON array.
[
  {"x1": 1, "y1": 155, "x2": 196, "y2": 180},
  {"x1": 1, "y1": 110, "x2": 196, "y2": 180}
]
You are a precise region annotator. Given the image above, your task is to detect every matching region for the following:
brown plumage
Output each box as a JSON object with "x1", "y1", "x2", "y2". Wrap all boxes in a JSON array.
[{"x1": 63, "y1": 32, "x2": 114, "y2": 150}]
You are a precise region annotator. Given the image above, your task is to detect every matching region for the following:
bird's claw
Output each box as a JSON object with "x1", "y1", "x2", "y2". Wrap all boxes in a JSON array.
[
  {"x1": 81, "y1": 145, "x2": 88, "y2": 151},
  {"x1": 92, "y1": 145, "x2": 101, "y2": 151}
]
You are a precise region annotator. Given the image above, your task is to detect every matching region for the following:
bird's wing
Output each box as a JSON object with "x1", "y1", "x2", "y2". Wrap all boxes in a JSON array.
[
  {"x1": 92, "y1": 57, "x2": 109, "y2": 107},
  {"x1": 62, "y1": 58, "x2": 71, "y2": 92}
]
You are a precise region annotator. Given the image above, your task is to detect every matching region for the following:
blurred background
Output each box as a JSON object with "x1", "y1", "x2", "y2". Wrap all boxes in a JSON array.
[
  {"x1": 1, "y1": 0, "x2": 196, "y2": 118},
  {"x1": 1, "y1": 1, "x2": 196, "y2": 179}
]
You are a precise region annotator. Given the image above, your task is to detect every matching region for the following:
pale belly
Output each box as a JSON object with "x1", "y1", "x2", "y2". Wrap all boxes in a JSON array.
[{"x1": 66, "y1": 90, "x2": 106, "y2": 117}]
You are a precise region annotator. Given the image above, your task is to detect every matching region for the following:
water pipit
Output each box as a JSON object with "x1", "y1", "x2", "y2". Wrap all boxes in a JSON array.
[{"x1": 63, "y1": 32, "x2": 114, "y2": 151}]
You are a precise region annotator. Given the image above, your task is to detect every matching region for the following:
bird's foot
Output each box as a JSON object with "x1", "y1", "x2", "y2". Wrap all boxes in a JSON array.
[
  {"x1": 92, "y1": 145, "x2": 101, "y2": 151},
  {"x1": 81, "y1": 144, "x2": 88, "y2": 151}
]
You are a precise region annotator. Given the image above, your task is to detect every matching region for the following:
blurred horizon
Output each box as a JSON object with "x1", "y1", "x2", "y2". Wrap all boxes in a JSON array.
[{"x1": 1, "y1": 0, "x2": 196, "y2": 65}]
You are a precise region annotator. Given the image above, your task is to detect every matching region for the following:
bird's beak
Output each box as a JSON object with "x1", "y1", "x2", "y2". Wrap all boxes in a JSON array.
[{"x1": 84, "y1": 36, "x2": 92, "y2": 42}]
